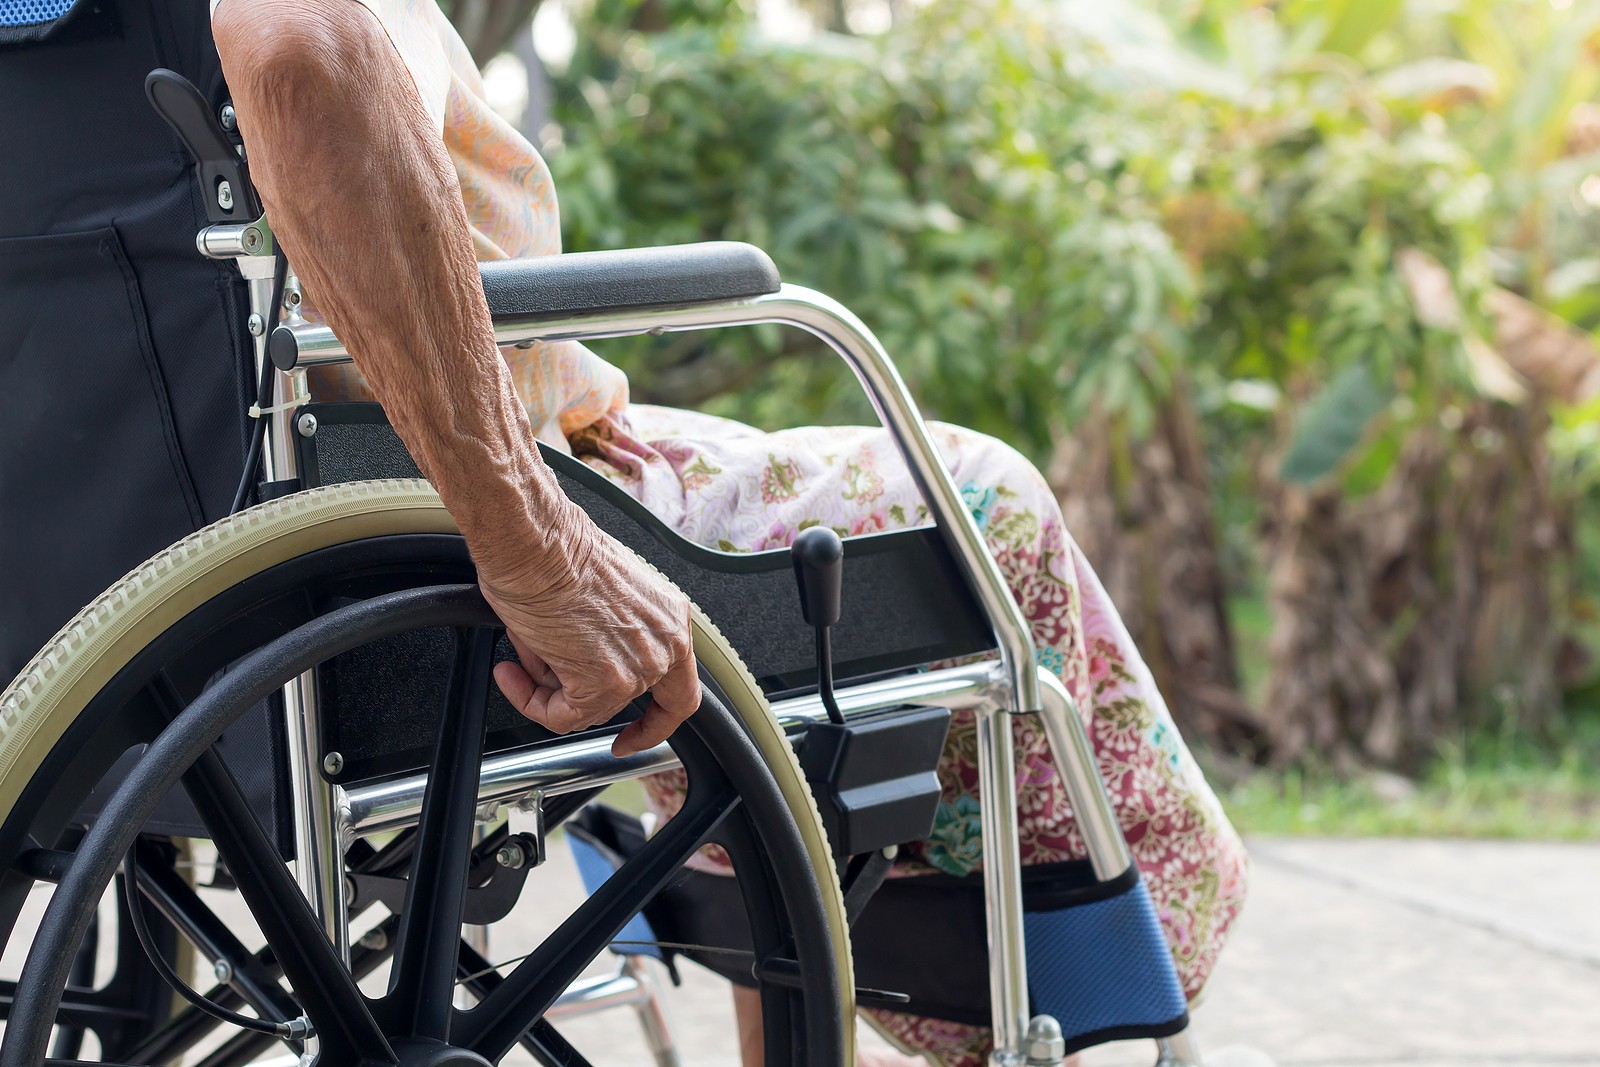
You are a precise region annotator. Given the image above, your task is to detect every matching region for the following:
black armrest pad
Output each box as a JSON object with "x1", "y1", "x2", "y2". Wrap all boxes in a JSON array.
[{"x1": 479, "y1": 241, "x2": 782, "y2": 322}]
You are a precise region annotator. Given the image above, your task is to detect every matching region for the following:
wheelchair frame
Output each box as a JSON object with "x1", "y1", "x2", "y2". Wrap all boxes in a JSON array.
[{"x1": 203, "y1": 210, "x2": 1204, "y2": 1067}]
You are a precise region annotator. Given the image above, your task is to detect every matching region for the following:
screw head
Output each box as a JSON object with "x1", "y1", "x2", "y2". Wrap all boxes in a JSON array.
[
  {"x1": 217, "y1": 179, "x2": 234, "y2": 211},
  {"x1": 247, "y1": 313, "x2": 265, "y2": 336},
  {"x1": 495, "y1": 842, "x2": 527, "y2": 870},
  {"x1": 220, "y1": 104, "x2": 237, "y2": 131},
  {"x1": 322, "y1": 751, "x2": 344, "y2": 776},
  {"x1": 241, "y1": 226, "x2": 262, "y2": 252},
  {"x1": 213, "y1": 957, "x2": 234, "y2": 985},
  {"x1": 297, "y1": 412, "x2": 319, "y2": 438}
]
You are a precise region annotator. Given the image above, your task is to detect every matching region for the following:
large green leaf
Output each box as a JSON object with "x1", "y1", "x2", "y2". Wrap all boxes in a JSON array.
[{"x1": 1279, "y1": 363, "x2": 1396, "y2": 485}]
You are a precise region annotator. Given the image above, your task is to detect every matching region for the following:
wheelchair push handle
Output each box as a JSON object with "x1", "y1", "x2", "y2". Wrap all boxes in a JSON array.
[{"x1": 145, "y1": 70, "x2": 263, "y2": 225}]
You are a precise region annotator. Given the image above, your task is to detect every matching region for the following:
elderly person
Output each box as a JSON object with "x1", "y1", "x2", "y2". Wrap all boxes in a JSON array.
[{"x1": 207, "y1": 2, "x2": 1249, "y2": 1064}]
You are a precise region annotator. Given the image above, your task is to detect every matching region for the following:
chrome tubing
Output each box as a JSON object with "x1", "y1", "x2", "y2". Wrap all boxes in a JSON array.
[
  {"x1": 240, "y1": 252, "x2": 349, "y2": 963},
  {"x1": 345, "y1": 733, "x2": 672, "y2": 842},
  {"x1": 280, "y1": 672, "x2": 351, "y2": 960},
  {"x1": 772, "y1": 660, "x2": 1004, "y2": 729},
  {"x1": 343, "y1": 662, "x2": 1006, "y2": 841},
  {"x1": 1155, "y1": 1031, "x2": 1205, "y2": 1067},
  {"x1": 281, "y1": 286, "x2": 1041, "y2": 714},
  {"x1": 543, "y1": 967, "x2": 651, "y2": 1019},
  {"x1": 1036, "y1": 670, "x2": 1133, "y2": 880},
  {"x1": 975, "y1": 709, "x2": 1031, "y2": 1062}
]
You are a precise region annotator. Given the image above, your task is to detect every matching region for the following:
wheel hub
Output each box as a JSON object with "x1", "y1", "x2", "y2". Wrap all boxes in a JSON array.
[{"x1": 390, "y1": 1038, "x2": 493, "y2": 1067}]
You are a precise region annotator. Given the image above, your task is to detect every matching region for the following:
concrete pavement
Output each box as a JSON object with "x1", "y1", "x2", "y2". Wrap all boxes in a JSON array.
[
  {"x1": 503, "y1": 836, "x2": 1600, "y2": 1067},
  {"x1": 4, "y1": 836, "x2": 1596, "y2": 1065},
  {"x1": 1087, "y1": 838, "x2": 1600, "y2": 1067}
]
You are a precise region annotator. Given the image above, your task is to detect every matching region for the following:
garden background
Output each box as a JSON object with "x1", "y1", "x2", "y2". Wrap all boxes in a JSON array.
[{"x1": 442, "y1": 0, "x2": 1600, "y2": 838}]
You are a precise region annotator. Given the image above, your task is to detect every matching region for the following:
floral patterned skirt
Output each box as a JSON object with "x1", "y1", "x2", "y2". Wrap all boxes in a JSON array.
[{"x1": 572, "y1": 404, "x2": 1249, "y2": 1067}]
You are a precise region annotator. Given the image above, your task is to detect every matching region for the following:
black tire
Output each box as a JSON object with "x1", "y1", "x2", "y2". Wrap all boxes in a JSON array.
[{"x1": 0, "y1": 482, "x2": 853, "y2": 1066}]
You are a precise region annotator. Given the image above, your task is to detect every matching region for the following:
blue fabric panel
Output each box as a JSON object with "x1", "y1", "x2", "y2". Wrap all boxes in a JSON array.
[
  {"x1": 1024, "y1": 877, "x2": 1187, "y2": 1042},
  {"x1": 566, "y1": 833, "x2": 664, "y2": 961},
  {"x1": 0, "y1": 0, "x2": 72, "y2": 26}
]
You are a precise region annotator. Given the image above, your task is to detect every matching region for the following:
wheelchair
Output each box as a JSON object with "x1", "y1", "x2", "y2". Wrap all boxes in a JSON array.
[{"x1": 0, "y1": 11, "x2": 1208, "y2": 1067}]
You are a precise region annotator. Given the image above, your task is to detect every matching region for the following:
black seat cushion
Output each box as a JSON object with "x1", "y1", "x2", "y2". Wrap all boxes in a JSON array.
[{"x1": 478, "y1": 241, "x2": 781, "y2": 321}]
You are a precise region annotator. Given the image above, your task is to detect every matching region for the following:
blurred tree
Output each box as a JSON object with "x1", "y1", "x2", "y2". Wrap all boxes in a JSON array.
[
  {"x1": 548, "y1": 0, "x2": 1263, "y2": 749},
  {"x1": 437, "y1": 0, "x2": 542, "y2": 64},
  {"x1": 530, "y1": 0, "x2": 1596, "y2": 768},
  {"x1": 1159, "y1": 0, "x2": 1597, "y2": 769}
]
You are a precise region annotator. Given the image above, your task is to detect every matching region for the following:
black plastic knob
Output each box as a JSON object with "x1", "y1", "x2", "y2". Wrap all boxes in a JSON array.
[{"x1": 791, "y1": 526, "x2": 843, "y2": 630}]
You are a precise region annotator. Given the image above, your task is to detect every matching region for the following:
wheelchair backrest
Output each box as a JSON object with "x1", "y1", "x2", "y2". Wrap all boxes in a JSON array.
[{"x1": 0, "y1": 0, "x2": 255, "y2": 682}]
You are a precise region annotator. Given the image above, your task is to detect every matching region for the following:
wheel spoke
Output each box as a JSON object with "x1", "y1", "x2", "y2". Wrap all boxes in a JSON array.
[
  {"x1": 455, "y1": 940, "x2": 580, "y2": 1064},
  {"x1": 459, "y1": 784, "x2": 740, "y2": 1061},
  {"x1": 183, "y1": 748, "x2": 396, "y2": 1065},
  {"x1": 382, "y1": 627, "x2": 496, "y2": 1040},
  {"x1": 521, "y1": 1020, "x2": 599, "y2": 1067}
]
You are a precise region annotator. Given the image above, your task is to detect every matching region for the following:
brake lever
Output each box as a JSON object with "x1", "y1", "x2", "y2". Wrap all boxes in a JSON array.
[{"x1": 145, "y1": 68, "x2": 262, "y2": 224}]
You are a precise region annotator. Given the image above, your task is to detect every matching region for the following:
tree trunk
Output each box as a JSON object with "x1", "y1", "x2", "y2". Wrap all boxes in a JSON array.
[
  {"x1": 442, "y1": 0, "x2": 543, "y2": 66},
  {"x1": 1049, "y1": 392, "x2": 1262, "y2": 756},
  {"x1": 1260, "y1": 402, "x2": 1568, "y2": 770}
]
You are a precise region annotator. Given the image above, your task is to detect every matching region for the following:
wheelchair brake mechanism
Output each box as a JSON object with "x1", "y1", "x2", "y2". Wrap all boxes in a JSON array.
[{"x1": 788, "y1": 528, "x2": 951, "y2": 874}]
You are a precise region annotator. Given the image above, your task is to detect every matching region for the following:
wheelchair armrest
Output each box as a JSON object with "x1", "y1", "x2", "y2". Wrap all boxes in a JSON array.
[
  {"x1": 478, "y1": 241, "x2": 782, "y2": 322},
  {"x1": 268, "y1": 241, "x2": 781, "y2": 369}
]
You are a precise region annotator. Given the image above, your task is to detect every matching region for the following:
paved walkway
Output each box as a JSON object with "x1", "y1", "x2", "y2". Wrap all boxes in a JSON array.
[
  {"x1": 502, "y1": 836, "x2": 1600, "y2": 1067},
  {"x1": 1089, "y1": 838, "x2": 1600, "y2": 1067},
  {"x1": 6, "y1": 836, "x2": 1596, "y2": 1065}
]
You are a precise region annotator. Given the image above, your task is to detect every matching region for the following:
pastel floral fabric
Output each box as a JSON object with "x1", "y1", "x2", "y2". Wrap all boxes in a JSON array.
[{"x1": 573, "y1": 407, "x2": 1249, "y2": 1066}]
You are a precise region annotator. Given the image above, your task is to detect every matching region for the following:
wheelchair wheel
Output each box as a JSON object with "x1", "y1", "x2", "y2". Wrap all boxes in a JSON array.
[{"x1": 0, "y1": 481, "x2": 853, "y2": 1067}]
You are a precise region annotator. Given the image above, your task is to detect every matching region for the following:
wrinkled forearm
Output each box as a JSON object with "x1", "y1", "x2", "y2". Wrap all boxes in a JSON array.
[{"x1": 212, "y1": 0, "x2": 578, "y2": 586}]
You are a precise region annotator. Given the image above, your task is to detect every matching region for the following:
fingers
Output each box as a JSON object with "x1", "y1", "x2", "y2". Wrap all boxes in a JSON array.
[
  {"x1": 492, "y1": 660, "x2": 536, "y2": 712},
  {"x1": 651, "y1": 651, "x2": 703, "y2": 722},
  {"x1": 612, "y1": 655, "x2": 702, "y2": 757}
]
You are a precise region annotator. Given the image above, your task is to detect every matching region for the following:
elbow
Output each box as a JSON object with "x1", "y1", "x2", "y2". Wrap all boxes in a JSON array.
[{"x1": 211, "y1": 0, "x2": 389, "y2": 121}]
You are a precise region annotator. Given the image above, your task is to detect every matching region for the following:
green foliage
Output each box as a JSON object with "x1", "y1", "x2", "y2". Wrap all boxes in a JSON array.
[
  {"x1": 1278, "y1": 364, "x2": 1392, "y2": 484},
  {"x1": 549, "y1": 1, "x2": 1193, "y2": 455},
  {"x1": 548, "y1": 0, "x2": 1512, "y2": 486}
]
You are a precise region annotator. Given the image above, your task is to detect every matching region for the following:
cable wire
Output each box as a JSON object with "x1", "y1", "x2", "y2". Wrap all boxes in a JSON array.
[
  {"x1": 121, "y1": 848, "x2": 309, "y2": 1041},
  {"x1": 229, "y1": 254, "x2": 288, "y2": 514}
]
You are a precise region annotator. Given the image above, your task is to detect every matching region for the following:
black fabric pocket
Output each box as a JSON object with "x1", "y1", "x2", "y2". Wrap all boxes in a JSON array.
[
  {"x1": 0, "y1": 226, "x2": 204, "y2": 680},
  {"x1": 0, "y1": 0, "x2": 119, "y2": 50}
]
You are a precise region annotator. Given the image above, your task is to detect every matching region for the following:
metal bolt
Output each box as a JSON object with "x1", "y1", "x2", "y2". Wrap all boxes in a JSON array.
[
  {"x1": 220, "y1": 104, "x2": 236, "y2": 131},
  {"x1": 217, "y1": 180, "x2": 234, "y2": 211},
  {"x1": 213, "y1": 957, "x2": 234, "y2": 985},
  {"x1": 322, "y1": 751, "x2": 344, "y2": 776},
  {"x1": 286, "y1": 289, "x2": 302, "y2": 308},
  {"x1": 1024, "y1": 1015, "x2": 1065, "y2": 1066},
  {"x1": 297, "y1": 412, "x2": 319, "y2": 438},
  {"x1": 495, "y1": 841, "x2": 527, "y2": 870},
  {"x1": 241, "y1": 226, "x2": 262, "y2": 252},
  {"x1": 247, "y1": 313, "x2": 265, "y2": 337}
]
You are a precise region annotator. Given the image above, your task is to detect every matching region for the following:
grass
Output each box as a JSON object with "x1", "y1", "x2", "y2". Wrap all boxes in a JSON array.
[
  {"x1": 1217, "y1": 581, "x2": 1600, "y2": 839},
  {"x1": 1213, "y1": 714, "x2": 1600, "y2": 840}
]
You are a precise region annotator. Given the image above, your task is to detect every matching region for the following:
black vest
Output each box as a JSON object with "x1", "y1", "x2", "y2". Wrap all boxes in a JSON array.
[{"x1": 0, "y1": 0, "x2": 253, "y2": 680}]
